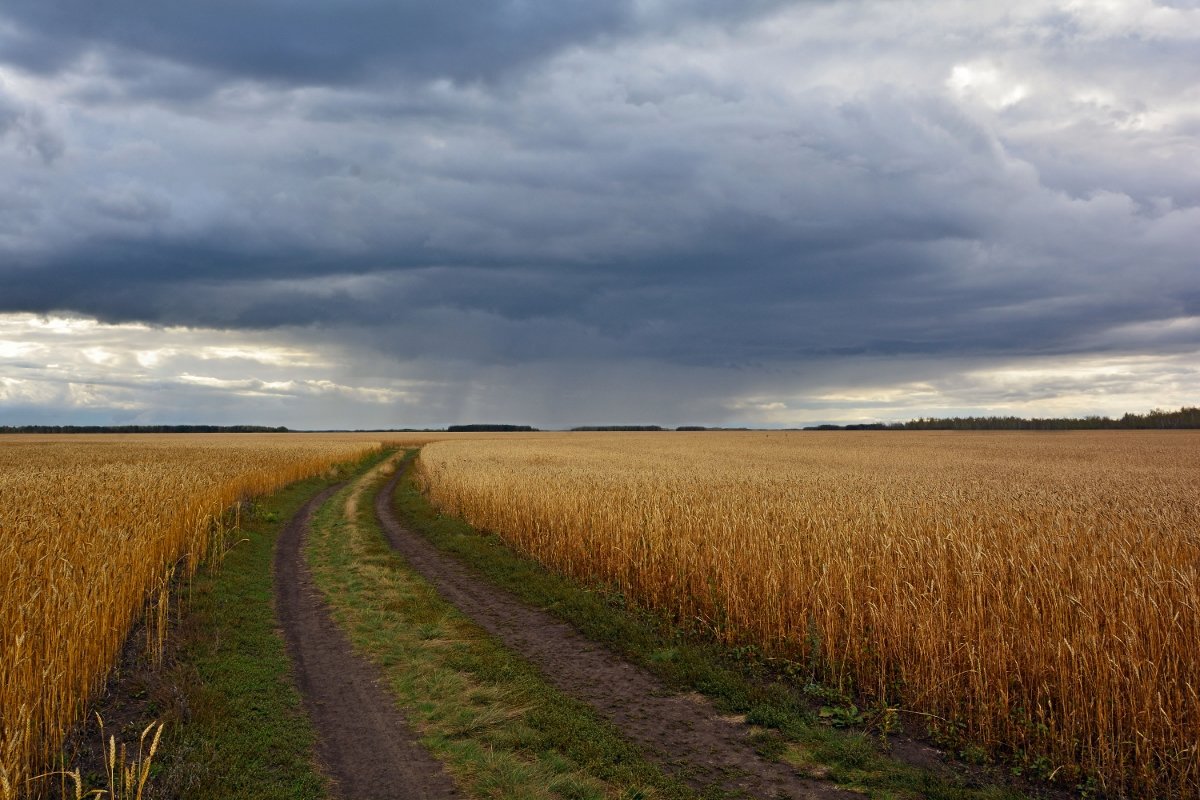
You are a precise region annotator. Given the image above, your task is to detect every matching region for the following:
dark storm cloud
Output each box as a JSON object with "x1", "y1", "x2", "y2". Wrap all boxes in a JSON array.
[
  {"x1": 0, "y1": 0, "x2": 793, "y2": 87},
  {"x1": 1, "y1": 1, "x2": 1198, "y2": 426},
  {"x1": 0, "y1": 1, "x2": 617, "y2": 84}
]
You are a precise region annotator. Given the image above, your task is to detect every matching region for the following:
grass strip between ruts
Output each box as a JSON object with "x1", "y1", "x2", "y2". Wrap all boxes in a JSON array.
[
  {"x1": 392, "y1": 451, "x2": 1030, "y2": 800},
  {"x1": 306, "y1": 453, "x2": 708, "y2": 800},
  {"x1": 157, "y1": 449, "x2": 392, "y2": 799}
]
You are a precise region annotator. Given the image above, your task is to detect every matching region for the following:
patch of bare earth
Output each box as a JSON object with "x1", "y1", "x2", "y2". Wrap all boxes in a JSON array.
[
  {"x1": 275, "y1": 484, "x2": 461, "y2": 800},
  {"x1": 375, "y1": 472, "x2": 854, "y2": 800}
]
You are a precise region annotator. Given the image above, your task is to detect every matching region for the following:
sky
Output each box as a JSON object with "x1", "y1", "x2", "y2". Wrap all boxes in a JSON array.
[{"x1": 0, "y1": 0, "x2": 1197, "y2": 429}]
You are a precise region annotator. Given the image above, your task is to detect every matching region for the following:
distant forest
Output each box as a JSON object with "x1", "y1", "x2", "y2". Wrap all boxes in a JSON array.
[
  {"x1": 0, "y1": 425, "x2": 290, "y2": 433},
  {"x1": 4, "y1": 407, "x2": 1196, "y2": 434},
  {"x1": 807, "y1": 406, "x2": 1200, "y2": 431},
  {"x1": 571, "y1": 425, "x2": 665, "y2": 431},
  {"x1": 447, "y1": 424, "x2": 538, "y2": 432}
]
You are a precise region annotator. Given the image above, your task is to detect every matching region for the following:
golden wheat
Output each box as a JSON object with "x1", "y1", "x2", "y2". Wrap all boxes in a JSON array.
[
  {"x1": 0, "y1": 433, "x2": 427, "y2": 799},
  {"x1": 417, "y1": 431, "x2": 1200, "y2": 798}
]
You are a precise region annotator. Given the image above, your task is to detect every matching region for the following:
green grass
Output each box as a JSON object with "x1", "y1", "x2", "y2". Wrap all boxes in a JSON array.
[
  {"x1": 143, "y1": 443, "x2": 1034, "y2": 800},
  {"x1": 306, "y1": 454, "x2": 709, "y2": 800},
  {"x1": 392, "y1": 452, "x2": 1030, "y2": 800},
  {"x1": 154, "y1": 450, "x2": 390, "y2": 799}
]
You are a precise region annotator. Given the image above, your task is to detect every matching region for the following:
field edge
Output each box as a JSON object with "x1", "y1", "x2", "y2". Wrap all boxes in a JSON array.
[{"x1": 396, "y1": 449, "x2": 1060, "y2": 800}]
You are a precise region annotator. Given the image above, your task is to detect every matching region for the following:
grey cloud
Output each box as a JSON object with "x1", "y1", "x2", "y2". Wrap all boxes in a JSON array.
[
  {"x1": 0, "y1": 86, "x2": 64, "y2": 163},
  {"x1": 87, "y1": 186, "x2": 173, "y2": 222},
  {"x1": 0, "y1": 1, "x2": 795, "y2": 89},
  {"x1": 1, "y1": 1, "x2": 1198, "y2": 427},
  {"x1": 0, "y1": 1, "x2": 615, "y2": 84}
]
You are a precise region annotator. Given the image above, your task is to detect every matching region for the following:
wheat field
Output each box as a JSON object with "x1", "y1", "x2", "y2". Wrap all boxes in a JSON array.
[
  {"x1": 416, "y1": 431, "x2": 1200, "y2": 798},
  {"x1": 0, "y1": 434, "x2": 411, "y2": 799}
]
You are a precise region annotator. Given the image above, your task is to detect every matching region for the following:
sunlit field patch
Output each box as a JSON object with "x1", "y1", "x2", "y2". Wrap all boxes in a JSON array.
[
  {"x1": 0, "y1": 434, "x2": 421, "y2": 799},
  {"x1": 417, "y1": 430, "x2": 1200, "y2": 798}
]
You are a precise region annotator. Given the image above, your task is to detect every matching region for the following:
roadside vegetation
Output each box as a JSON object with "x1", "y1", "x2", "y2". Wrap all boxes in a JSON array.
[
  {"x1": 393, "y1": 452, "x2": 1031, "y2": 800},
  {"x1": 0, "y1": 436, "x2": 382, "y2": 799},
  {"x1": 44, "y1": 453, "x2": 389, "y2": 800},
  {"x1": 153, "y1": 470, "x2": 353, "y2": 799},
  {"x1": 306, "y1": 452, "x2": 703, "y2": 800},
  {"x1": 413, "y1": 432, "x2": 1200, "y2": 798},
  {"x1": 12, "y1": 428, "x2": 1195, "y2": 799}
]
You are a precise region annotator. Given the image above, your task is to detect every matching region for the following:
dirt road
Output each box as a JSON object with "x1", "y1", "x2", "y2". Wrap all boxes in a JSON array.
[
  {"x1": 274, "y1": 484, "x2": 461, "y2": 800},
  {"x1": 375, "y1": 471, "x2": 851, "y2": 800}
]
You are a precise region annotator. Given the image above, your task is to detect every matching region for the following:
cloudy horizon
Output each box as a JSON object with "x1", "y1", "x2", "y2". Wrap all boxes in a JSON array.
[{"x1": 2, "y1": 1, "x2": 1198, "y2": 428}]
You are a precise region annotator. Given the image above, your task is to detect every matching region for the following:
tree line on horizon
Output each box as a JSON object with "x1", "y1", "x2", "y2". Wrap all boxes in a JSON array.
[
  {"x1": 807, "y1": 406, "x2": 1200, "y2": 431},
  {"x1": 0, "y1": 424, "x2": 291, "y2": 434},
  {"x1": 3, "y1": 407, "x2": 1197, "y2": 434}
]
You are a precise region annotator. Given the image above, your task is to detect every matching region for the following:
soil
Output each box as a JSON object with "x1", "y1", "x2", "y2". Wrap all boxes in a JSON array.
[
  {"x1": 374, "y1": 473, "x2": 854, "y2": 800},
  {"x1": 42, "y1": 609, "x2": 184, "y2": 800},
  {"x1": 275, "y1": 485, "x2": 461, "y2": 800}
]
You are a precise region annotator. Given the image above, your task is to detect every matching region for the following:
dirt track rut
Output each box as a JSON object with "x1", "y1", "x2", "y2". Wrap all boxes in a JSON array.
[
  {"x1": 375, "y1": 471, "x2": 851, "y2": 800},
  {"x1": 275, "y1": 484, "x2": 461, "y2": 800}
]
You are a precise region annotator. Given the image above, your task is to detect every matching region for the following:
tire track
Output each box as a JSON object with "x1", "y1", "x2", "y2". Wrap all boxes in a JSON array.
[
  {"x1": 375, "y1": 471, "x2": 852, "y2": 800},
  {"x1": 275, "y1": 483, "x2": 462, "y2": 800}
]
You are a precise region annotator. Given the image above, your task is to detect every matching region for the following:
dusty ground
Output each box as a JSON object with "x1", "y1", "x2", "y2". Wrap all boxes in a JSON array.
[{"x1": 274, "y1": 484, "x2": 462, "y2": 800}]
